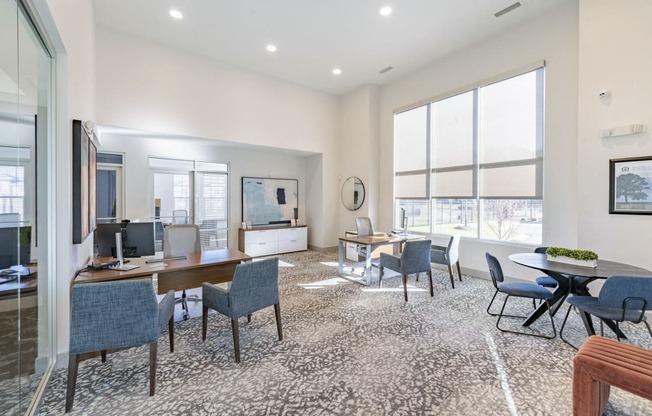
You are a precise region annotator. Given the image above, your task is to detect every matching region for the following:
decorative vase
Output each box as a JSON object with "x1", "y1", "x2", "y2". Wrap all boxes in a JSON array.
[{"x1": 546, "y1": 254, "x2": 597, "y2": 268}]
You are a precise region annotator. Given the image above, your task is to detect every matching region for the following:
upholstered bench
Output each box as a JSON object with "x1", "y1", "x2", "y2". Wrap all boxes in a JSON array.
[{"x1": 573, "y1": 335, "x2": 652, "y2": 416}]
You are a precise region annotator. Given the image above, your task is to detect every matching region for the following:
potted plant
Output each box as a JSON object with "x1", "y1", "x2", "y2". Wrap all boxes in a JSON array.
[{"x1": 545, "y1": 247, "x2": 598, "y2": 268}]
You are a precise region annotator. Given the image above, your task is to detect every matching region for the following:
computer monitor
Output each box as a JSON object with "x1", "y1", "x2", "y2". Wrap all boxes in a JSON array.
[
  {"x1": 0, "y1": 226, "x2": 32, "y2": 269},
  {"x1": 400, "y1": 208, "x2": 407, "y2": 231},
  {"x1": 95, "y1": 222, "x2": 155, "y2": 258}
]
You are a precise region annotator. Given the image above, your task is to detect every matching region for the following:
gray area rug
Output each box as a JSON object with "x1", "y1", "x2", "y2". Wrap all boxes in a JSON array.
[{"x1": 38, "y1": 250, "x2": 652, "y2": 415}]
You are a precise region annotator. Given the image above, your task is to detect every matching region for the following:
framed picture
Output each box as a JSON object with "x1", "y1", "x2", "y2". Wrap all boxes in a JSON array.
[
  {"x1": 72, "y1": 120, "x2": 97, "y2": 243},
  {"x1": 242, "y1": 177, "x2": 298, "y2": 226},
  {"x1": 609, "y1": 156, "x2": 652, "y2": 215}
]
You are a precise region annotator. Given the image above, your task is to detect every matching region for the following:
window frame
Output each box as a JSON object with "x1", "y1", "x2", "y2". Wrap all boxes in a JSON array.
[{"x1": 393, "y1": 64, "x2": 545, "y2": 244}]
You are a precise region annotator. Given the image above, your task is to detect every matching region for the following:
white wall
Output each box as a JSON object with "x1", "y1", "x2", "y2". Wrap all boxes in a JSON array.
[
  {"x1": 577, "y1": 0, "x2": 652, "y2": 270},
  {"x1": 377, "y1": 2, "x2": 579, "y2": 279},
  {"x1": 98, "y1": 133, "x2": 312, "y2": 247},
  {"x1": 94, "y1": 29, "x2": 340, "y2": 247},
  {"x1": 338, "y1": 85, "x2": 381, "y2": 236}
]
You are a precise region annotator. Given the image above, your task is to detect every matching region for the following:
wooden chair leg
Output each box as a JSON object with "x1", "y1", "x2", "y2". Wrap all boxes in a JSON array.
[
  {"x1": 379, "y1": 266, "x2": 384, "y2": 287},
  {"x1": 202, "y1": 305, "x2": 208, "y2": 341},
  {"x1": 402, "y1": 274, "x2": 408, "y2": 302},
  {"x1": 247, "y1": 313, "x2": 252, "y2": 323},
  {"x1": 456, "y1": 261, "x2": 462, "y2": 282},
  {"x1": 101, "y1": 350, "x2": 107, "y2": 363},
  {"x1": 448, "y1": 264, "x2": 455, "y2": 289},
  {"x1": 149, "y1": 343, "x2": 157, "y2": 396},
  {"x1": 428, "y1": 270, "x2": 433, "y2": 297},
  {"x1": 168, "y1": 318, "x2": 174, "y2": 353},
  {"x1": 231, "y1": 319, "x2": 241, "y2": 363},
  {"x1": 65, "y1": 354, "x2": 80, "y2": 413},
  {"x1": 274, "y1": 303, "x2": 283, "y2": 341}
]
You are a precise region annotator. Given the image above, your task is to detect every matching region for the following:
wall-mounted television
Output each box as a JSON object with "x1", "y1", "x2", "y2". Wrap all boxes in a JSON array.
[{"x1": 242, "y1": 177, "x2": 298, "y2": 226}]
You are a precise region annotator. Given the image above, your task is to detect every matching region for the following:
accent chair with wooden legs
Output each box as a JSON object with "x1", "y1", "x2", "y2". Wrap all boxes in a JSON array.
[
  {"x1": 379, "y1": 239, "x2": 432, "y2": 302},
  {"x1": 66, "y1": 280, "x2": 175, "y2": 413},
  {"x1": 202, "y1": 257, "x2": 283, "y2": 363}
]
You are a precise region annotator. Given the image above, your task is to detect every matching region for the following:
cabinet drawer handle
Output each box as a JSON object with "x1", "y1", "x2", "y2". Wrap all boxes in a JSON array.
[
  {"x1": 290, "y1": 240, "x2": 297, "y2": 242},
  {"x1": 259, "y1": 243, "x2": 266, "y2": 245}
]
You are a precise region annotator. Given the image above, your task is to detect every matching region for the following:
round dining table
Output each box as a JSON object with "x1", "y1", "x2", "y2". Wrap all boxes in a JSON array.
[{"x1": 508, "y1": 252, "x2": 652, "y2": 337}]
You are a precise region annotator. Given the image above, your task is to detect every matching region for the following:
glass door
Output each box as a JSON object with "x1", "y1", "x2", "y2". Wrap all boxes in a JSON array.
[{"x1": 0, "y1": 0, "x2": 52, "y2": 414}]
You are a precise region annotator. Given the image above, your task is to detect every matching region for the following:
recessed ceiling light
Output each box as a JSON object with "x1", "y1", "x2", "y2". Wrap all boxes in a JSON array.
[
  {"x1": 332, "y1": 68, "x2": 342, "y2": 75},
  {"x1": 169, "y1": 9, "x2": 183, "y2": 19},
  {"x1": 266, "y1": 44, "x2": 277, "y2": 53},
  {"x1": 380, "y1": 6, "x2": 392, "y2": 16}
]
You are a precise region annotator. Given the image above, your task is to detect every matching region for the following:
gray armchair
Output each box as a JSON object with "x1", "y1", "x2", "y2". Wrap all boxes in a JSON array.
[
  {"x1": 379, "y1": 239, "x2": 432, "y2": 302},
  {"x1": 202, "y1": 258, "x2": 283, "y2": 363},
  {"x1": 430, "y1": 234, "x2": 461, "y2": 288},
  {"x1": 66, "y1": 280, "x2": 174, "y2": 412},
  {"x1": 164, "y1": 224, "x2": 202, "y2": 320}
]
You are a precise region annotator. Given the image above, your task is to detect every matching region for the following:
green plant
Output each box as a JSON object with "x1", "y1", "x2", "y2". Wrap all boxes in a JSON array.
[{"x1": 545, "y1": 247, "x2": 598, "y2": 261}]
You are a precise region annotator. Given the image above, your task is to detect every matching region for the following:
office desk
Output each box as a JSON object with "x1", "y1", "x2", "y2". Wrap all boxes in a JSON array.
[
  {"x1": 74, "y1": 249, "x2": 252, "y2": 294},
  {"x1": 338, "y1": 234, "x2": 420, "y2": 286}
]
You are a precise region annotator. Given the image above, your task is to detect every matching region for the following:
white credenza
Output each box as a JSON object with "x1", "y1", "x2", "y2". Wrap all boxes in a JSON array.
[{"x1": 238, "y1": 225, "x2": 308, "y2": 257}]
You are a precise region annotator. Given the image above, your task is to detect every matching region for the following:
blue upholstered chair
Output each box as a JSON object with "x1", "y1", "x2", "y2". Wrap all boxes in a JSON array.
[
  {"x1": 430, "y1": 235, "x2": 461, "y2": 288},
  {"x1": 379, "y1": 239, "x2": 432, "y2": 302},
  {"x1": 202, "y1": 258, "x2": 282, "y2": 363},
  {"x1": 485, "y1": 252, "x2": 556, "y2": 339},
  {"x1": 66, "y1": 280, "x2": 175, "y2": 412},
  {"x1": 560, "y1": 275, "x2": 652, "y2": 348},
  {"x1": 534, "y1": 246, "x2": 558, "y2": 288}
]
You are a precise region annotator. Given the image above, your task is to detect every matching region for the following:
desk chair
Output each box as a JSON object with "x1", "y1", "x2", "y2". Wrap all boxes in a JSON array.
[
  {"x1": 164, "y1": 224, "x2": 201, "y2": 320},
  {"x1": 66, "y1": 280, "x2": 174, "y2": 412},
  {"x1": 172, "y1": 209, "x2": 189, "y2": 224},
  {"x1": 202, "y1": 258, "x2": 282, "y2": 363},
  {"x1": 379, "y1": 239, "x2": 432, "y2": 302},
  {"x1": 560, "y1": 275, "x2": 652, "y2": 349},
  {"x1": 485, "y1": 252, "x2": 556, "y2": 339},
  {"x1": 430, "y1": 234, "x2": 461, "y2": 289},
  {"x1": 354, "y1": 217, "x2": 386, "y2": 275}
]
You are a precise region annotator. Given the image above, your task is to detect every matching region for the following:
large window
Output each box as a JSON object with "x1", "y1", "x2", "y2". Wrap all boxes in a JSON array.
[
  {"x1": 149, "y1": 158, "x2": 229, "y2": 250},
  {"x1": 394, "y1": 67, "x2": 544, "y2": 244}
]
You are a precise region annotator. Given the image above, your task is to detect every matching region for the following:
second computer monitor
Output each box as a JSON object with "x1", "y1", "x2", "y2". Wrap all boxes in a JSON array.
[{"x1": 95, "y1": 222, "x2": 156, "y2": 258}]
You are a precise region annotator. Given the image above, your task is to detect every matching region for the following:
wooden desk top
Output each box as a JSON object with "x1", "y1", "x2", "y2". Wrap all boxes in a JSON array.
[
  {"x1": 509, "y1": 253, "x2": 652, "y2": 279},
  {"x1": 74, "y1": 249, "x2": 252, "y2": 285},
  {"x1": 339, "y1": 234, "x2": 423, "y2": 245}
]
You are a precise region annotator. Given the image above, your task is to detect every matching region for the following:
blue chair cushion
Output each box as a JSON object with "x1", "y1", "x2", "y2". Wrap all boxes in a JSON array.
[
  {"x1": 568, "y1": 295, "x2": 648, "y2": 322},
  {"x1": 498, "y1": 281, "x2": 554, "y2": 300},
  {"x1": 535, "y1": 275, "x2": 558, "y2": 288}
]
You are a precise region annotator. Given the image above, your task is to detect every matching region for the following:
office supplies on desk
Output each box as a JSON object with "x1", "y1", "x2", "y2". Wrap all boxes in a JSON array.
[{"x1": 0, "y1": 272, "x2": 18, "y2": 284}]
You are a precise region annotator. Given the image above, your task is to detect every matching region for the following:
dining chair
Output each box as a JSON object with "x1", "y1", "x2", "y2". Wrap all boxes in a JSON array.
[
  {"x1": 164, "y1": 224, "x2": 202, "y2": 320},
  {"x1": 379, "y1": 239, "x2": 432, "y2": 302},
  {"x1": 485, "y1": 252, "x2": 556, "y2": 339},
  {"x1": 559, "y1": 275, "x2": 652, "y2": 348},
  {"x1": 534, "y1": 246, "x2": 557, "y2": 288},
  {"x1": 66, "y1": 280, "x2": 175, "y2": 412},
  {"x1": 430, "y1": 235, "x2": 461, "y2": 288},
  {"x1": 202, "y1": 258, "x2": 283, "y2": 363}
]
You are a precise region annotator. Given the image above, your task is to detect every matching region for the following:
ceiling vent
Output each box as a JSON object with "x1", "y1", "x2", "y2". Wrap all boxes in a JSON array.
[
  {"x1": 494, "y1": 2, "x2": 522, "y2": 18},
  {"x1": 379, "y1": 66, "x2": 394, "y2": 74}
]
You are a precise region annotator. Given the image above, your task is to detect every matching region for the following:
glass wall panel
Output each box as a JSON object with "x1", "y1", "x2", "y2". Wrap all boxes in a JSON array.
[{"x1": 0, "y1": 0, "x2": 52, "y2": 414}]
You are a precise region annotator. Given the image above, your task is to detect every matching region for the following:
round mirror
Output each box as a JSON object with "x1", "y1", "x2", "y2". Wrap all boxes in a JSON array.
[{"x1": 341, "y1": 176, "x2": 365, "y2": 211}]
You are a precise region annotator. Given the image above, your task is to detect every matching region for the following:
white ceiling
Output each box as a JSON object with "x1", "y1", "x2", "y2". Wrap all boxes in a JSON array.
[{"x1": 92, "y1": 0, "x2": 567, "y2": 95}]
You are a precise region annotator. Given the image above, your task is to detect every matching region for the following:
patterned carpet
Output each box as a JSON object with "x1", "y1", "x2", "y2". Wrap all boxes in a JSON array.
[{"x1": 38, "y1": 250, "x2": 652, "y2": 415}]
